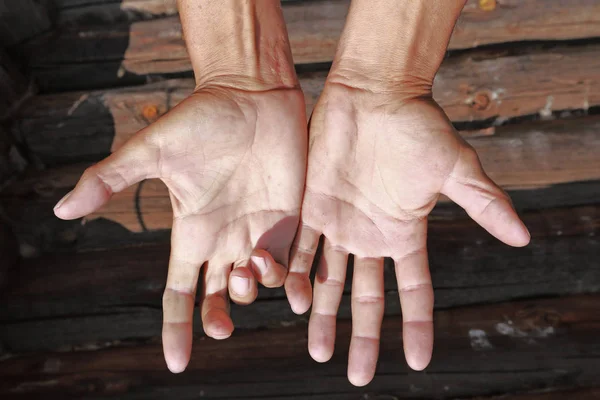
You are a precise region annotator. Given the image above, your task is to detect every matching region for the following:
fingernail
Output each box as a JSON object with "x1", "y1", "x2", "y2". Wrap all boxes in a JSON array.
[
  {"x1": 251, "y1": 255, "x2": 268, "y2": 276},
  {"x1": 230, "y1": 275, "x2": 250, "y2": 296},
  {"x1": 53, "y1": 190, "x2": 73, "y2": 212}
]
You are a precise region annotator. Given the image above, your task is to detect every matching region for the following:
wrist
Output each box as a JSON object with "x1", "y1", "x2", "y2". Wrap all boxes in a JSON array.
[
  {"x1": 178, "y1": 0, "x2": 299, "y2": 92},
  {"x1": 327, "y1": 0, "x2": 466, "y2": 96}
]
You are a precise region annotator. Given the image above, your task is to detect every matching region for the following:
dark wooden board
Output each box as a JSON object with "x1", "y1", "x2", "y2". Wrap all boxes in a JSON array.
[
  {"x1": 14, "y1": 40, "x2": 600, "y2": 165},
  {"x1": 0, "y1": 221, "x2": 18, "y2": 291},
  {"x1": 477, "y1": 388, "x2": 600, "y2": 400},
  {"x1": 1, "y1": 295, "x2": 599, "y2": 399},
  {"x1": 16, "y1": 0, "x2": 600, "y2": 92},
  {"x1": 5, "y1": 114, "x2": 599, "y2": 252},
  {"x1": 40, "y1": 0, "x2": 600, "y2": 67},
  {"x1": 0, "y1": 49, "x2": 32, "y2": 120},
  {"x1": 0, "y1": 203, "x2": 598, "y2": 352},
  {"x1": 0, "y1": 0, "x2": 52, "y2": 47}
]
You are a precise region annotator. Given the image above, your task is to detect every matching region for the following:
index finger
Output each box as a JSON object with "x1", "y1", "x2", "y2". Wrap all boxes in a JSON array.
[{"x1": 162, "y1": 219, "x2": 204, "y2": 373}]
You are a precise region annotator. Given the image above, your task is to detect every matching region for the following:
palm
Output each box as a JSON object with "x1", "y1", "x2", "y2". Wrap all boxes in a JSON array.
[
  {"x1": 285, "y1": 84, "x2": 529, "y2": 386},
  {"x1": 157, "y1": 90, "x2": 305, "y2": 264},
  {"x1": 303, "y1": 93, "x2": 463, "y2": 259},
  {"x1": 54, "y1": 87, "x2": 307, "y2": 373}
]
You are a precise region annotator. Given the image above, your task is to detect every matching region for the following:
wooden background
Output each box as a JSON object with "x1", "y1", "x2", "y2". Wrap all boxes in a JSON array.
[{"x1": 0, "y1": 0, "x2": 599, "y2": 398}]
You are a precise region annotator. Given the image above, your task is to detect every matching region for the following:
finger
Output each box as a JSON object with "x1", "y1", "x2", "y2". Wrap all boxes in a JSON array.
[
  {"x1": 394, "y1": 245, "x2": 434, "y2": 371},
  {"x1": 308, "y1": 239, "x2": 348, "y2": 363},
  {"x1": 285, "y1": 224, "x2": 321, "y2": 314},
  {"x1": 442, "y1": 145, "x2": 530, "y2": 247},
  {"x1": 201, "y1": 261, "x2": 234, "y2": 340},
  {"x1": 162, "y1": 241, "x2": 202, "y2": 373},
  {"x1": 348, "y1": 257, "x2": 384, "y2": 387},
  {"x1": 229, "y1": 259, "x2": 258, "y2": 305},
  {"x1": 53, "y1": 132, "x2": 159, "y2": 220},
  {"x1": 250, "y1": 249, "x2": 287, "y2": 288}
]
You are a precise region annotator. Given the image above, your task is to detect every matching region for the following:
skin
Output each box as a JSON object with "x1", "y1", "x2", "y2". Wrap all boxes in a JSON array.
[
  {"x1": 284, "y1": 0, "x2": 530, "y2": 387},
  {"x1": 54, "y1": 0, "x2": 307, "y2": 373}
]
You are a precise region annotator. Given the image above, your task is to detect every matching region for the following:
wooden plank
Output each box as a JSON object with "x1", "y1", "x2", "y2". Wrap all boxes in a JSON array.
[
  {"x1": 15, "y1": 41, "x2": 600, "y2": 164},
  {"x1": 6, "y1": 114, "x2": 599, "y2": 239},
  {"x1": 0, "y1": 203, "x2": 597, "y2": 352},
  {"x1": 5, "y1": 159, "x2": 600, "y2": 255},
  {"x1": 0, "y1": 0, "x2": 51, "y2": 47},
  {"x1": 0, "y1": 221, "x2": 18, "y2": 291},
  {"x1": 38, "y1": 0, "x2": 600, "y2": 77},
  {"x1": 475, "y1": 388, "x2": 600, "y2": 400},
  {"x1": 0, "y1": 49, "x2": 32, "y2": 120},
  {"x1": 1, "y1": 295, "x2": 599, "y2": 399},
  {"x1": 0, "y1": 126, "x2": 27, "y2": 192}
]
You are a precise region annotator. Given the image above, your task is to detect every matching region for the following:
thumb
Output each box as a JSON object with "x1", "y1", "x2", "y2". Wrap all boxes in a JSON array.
[
  {"x1": 53, "y1": 133, "x2": 159, "y2": 220},
  {"x1": 441, "y1": 145, "x2": 530, "y2": 247}
]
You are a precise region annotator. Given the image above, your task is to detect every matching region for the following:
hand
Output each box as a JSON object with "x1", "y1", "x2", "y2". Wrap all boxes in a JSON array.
[
  {"x1": 54, "y1": 86, "x2": 307, "y2": 372},
  {"x1": 285, "y1": 83, "x2": 530, "y2": 386}
]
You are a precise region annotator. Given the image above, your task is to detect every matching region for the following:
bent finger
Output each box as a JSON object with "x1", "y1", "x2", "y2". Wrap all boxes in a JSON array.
[
  {"x1": 285, "y1": 224, "x2": 321, "y2": 314},
  {"x1": 229, "y1": 259, "x2": 258, "y2": 305}
]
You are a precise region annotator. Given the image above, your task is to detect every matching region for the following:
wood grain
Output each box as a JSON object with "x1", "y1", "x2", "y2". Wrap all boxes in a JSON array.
[
  {"x1": 21, "y1": 1, "x2": 600, "y2": 91},
  {"x1": 8, "y1": 114, "x2": 600, "y2": 234},
  {"x1": 1, "y1": 295, "x2": 599, "y2": 399},
  {"x1": 0, "y1": 49, "x2": 32, "y2": 120},
  {"x1": 478, "y1": 388, "x2": 600, "y2": 400},
  {"x1": 47, "y1": 0, "x2": 600, "y2": 66},
  {"x1": 15, "y1": 42, "x2": 600, "y2": 165},
  {"x1": 0, "y1": 203, "x2": 597, "y2": 352},
  {"x1": 0, "y1": 0, "x2": 51, "y2": 47},
  {"x1": 0, "y1": 221, "x2": 17, "y2": 291}
]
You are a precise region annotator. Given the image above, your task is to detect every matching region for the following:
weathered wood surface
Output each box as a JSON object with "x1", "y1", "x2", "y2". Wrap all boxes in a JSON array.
[
  {"x1": 30, "y1": 0, "x2": 600, "y2": 83},
  {"x1": 1, "y1": 295, "x2": 599, "y2": 399},
  {"x1": 5, "y1": 114, "x2": 599, "y2": 243},
  {"x1": 478, "y1": 388, "x2": 600, "y2": 400},
  {"x1": 0, "y1": 126, "x2": 27, "y2": 192},
  {"x1": 0, "y1": 221, "x2": 18, "y2": 291},
  {"x1": 0, "y1": 0, "x2": 51, "y2": 47},
  {"x1": 5, "y1": 160, "x2": 600, "y2": 255},
  {"x1": 0, "y1": 50, "x2": 32, "y2": 120},
  {"x1": 15, "y1": 40, "x2": 600, "y2": 165},
  {"x1": 0, "y1": 203, "x2": 598, "y2": 352}
]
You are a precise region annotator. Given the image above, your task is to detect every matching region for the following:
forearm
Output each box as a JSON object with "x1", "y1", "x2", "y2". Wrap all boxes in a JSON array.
[
  {"x1": 177, "y1": 0, "x2": 298, "y2": 91},
  {"x1": 329, "y1": 0, "x2": 466, "y2": 95}
]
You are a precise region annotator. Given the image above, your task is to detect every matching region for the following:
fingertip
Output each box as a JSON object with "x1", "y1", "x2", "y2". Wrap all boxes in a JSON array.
[
  {"x1": 162, "y1": 322, "x2": 192, "y2": 374},
  {"x1": 309, "y1": 346, "x2": 332, "y2": 363},
  {"x1": 53, "y1": 190, "x2": 73, "y2": 219},
  {"x1": 284, "y1": 272, "x2": 312, "y2": 314},
  {"x1": 166, "y1": 358, "x2": 187, "y2": 374},
  {"x1": 348, "y1": 337, "x2": 378, "y2": 387},
  {"x1": 229, "y1": 266, "x2": 257, "y2": 305},
  {"x1": 308, "y1": 314, "x2": 335, "y2": 363},
  {"x1": 203, "y1": 309, "x2": 234, "y2": 340},
  {"x1": 348, "y1": 373, "x2": 372, "y2": 388},
  {"x1": 403, "y1": 321, "x2": 434, "y2": 371},
  {"x1": 250, "y1": 249, "x2": 286, "y2": 288},
  {"x1": 510, "y1": 221, "x2": 531, "y2": 247},
  {"x1": 406, "y1": 352, "x2": 431, "y2": 371},
  {"x1": 53, "y1": 172, "x2": 112, "y2": 220}
]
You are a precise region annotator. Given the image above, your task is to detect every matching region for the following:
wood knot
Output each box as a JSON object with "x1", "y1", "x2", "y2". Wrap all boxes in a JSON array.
[
  {"x1": 479, "y1": 0, "x2": 497, "y2": 11},
  {"x1": 472, "y1": 92, "x2": 491, "y2": 110},
  {"x1": 142, "y1": 104, "x2": 159, "y2": 120},
  {"x1": 495, "y1": 306, "x2": 561, "y2": 339},
  {"x1": 515, "y1": 307, "x2": 562, "y2": 331}
]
